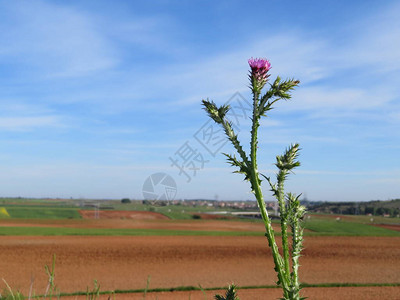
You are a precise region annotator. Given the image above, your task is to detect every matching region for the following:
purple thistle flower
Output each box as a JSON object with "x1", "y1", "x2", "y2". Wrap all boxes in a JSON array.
[
  {"x1": 248, "y1": 57, "x2": 271, "y2": 90},
  {"x1": 248, "y1": 57, "x2": 271, "y2": 71}
]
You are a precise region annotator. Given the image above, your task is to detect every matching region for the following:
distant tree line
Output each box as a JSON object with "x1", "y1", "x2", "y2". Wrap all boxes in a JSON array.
[
  {"x1": 307, "y1": 199, "x2": 400, "y2": 217},
  {"x1": 121, "y1": 198, "x2": 131, "y2": 204}
]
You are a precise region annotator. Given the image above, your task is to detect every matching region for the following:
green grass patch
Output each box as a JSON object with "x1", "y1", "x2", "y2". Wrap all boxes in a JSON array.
[
  {"x1": 303, "y1": 217, "x2": 400, "y2": 236},
  {"x1": 309, "y1": 213, "x2": 400, "y2": 225},
  {"x1": 2, "y1": 222, "x2": 398, "y2": 236},
  {"x1": 1, "y1": 218, "x2": 398, "y2": 236},
  {"x1": 157, "y1": 210, "x2": 195, "y2": 220},
  {"x1": 31, "y1": 282, "x2": 400, "y2": 298},
  {"x1": 0, "y1": 226, "x2": 263, "y2": 236},
  {"x1": 5, "y1": 207, "x2": 81, "y2": 219}
]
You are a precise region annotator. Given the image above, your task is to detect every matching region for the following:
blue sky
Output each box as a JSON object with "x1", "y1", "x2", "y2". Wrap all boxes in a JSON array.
[{"x1": 0, "y1": 0, "x2": 399, "y2": 201}]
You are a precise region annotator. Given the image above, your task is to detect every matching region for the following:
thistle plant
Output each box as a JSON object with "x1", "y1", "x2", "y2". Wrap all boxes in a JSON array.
[
  {"x1": 214, "y1": 284, "x2": 240, "y2": 300},
  {"x1": 202, "y1": 58, "x2": 306, "y2": 300}
]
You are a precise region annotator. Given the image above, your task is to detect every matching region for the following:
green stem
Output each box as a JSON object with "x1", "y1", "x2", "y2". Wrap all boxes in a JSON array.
[
  {"x1": 222, "y1": 121, "x2": 250, "y2": 168},
  {"x1": 249, "y1": 91, "x2": 289, "y2": 296},
  {"x1": 291, "y1": 222, "x2": 300, "y2": 294},
  {"x1": 290, "y1": 204, "x2": 304, "y2": 299},
  {"x1": 278, "y1": 177, "x2": 291, "y2": 284}
]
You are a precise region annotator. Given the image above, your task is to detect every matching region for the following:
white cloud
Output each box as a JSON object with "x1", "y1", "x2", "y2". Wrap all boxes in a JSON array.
[
  {"x1": 159, "y1": 19, "x2": 397, "y2": 112},
  {"x1": 291, "y1": 86, "x2": 394, "y2": 111},
  {"x1": 0, "y1": 116, "x2": 63, "y2": 131},
  {"x1": 0, "y1": 101, "x2": 53, "y2": 115},
  {"x1": 0, "y1": 162, "x2": 171, "y2": 199},
  {"x1": 388, "y1": 111, "x2": 400, "y2": 122},
  {"x1": 342, "y1": 2, "x2": 400, "y2": 73},
  {"x1": 0, "y1": 1, "x2": 117, "y2": 78},
  {"x1": 0, "y1": 1, "x2": 398, "y2": 201},
  {"x1": 107, "y1": 15, "x2": 180, "y2": 55},
  {"x1": 170, "y1": 2, "x2": 400, "y2": 115},
  {"x1": 248, "y1": 34, "x2": 331, "y2": 83},
  {"x1": 297, "y1": 169, "x2": 400, "y2": 176},
  {"x1": 0, "y1": 99, "x2": 67, "y2": 131}
]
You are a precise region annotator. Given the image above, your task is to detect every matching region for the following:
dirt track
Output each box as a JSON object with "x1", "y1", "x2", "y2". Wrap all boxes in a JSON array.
[
  {"x1": 374, "y1": 224, "x2": 400, "y2": 232},
  {"x1": 0, "y1": 235, "x2": 399, "y2": 299}
]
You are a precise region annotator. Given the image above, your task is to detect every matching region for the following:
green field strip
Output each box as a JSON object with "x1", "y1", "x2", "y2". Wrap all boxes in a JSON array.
[
  {"x1": 32, "y1": 282, "x2": 400, "y2": 298},
  {"x1": 303, "y1": 219, "x2": 400, "y2": 236},
  {"x1": 0, "y1": 224, "x2": 398, "y2": 236},
  {"x1": 0, "y1": 226, "x2": 264, "y2": 236},
  {"x1": 4, "y1": 207, "x2": 82, "y2": 219}
]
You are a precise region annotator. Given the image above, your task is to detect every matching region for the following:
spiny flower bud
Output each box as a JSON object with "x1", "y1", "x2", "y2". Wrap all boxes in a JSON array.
[{"x1": 248, "y1": 57, "x2": 271, "y2": 91}]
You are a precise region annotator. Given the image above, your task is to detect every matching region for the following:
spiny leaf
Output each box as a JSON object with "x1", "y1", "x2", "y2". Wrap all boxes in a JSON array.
[
  {"x1": 202, "y1": 99, "x2": 230, "y2": 124},
  {"x1": 223, "y1": 153, "x2": 250, "y2": 181},
  {"x1": 275, "y1": 143, "x2": 301, "y2": 171},
  {"x1": 218, "y1": 104, "x2": 230, "y2": 119},
  {"x1": 214, "y1": 284, "x2": 240, "y2": 300},
  {"x1": 261, "y1": 173, "x2": 279, "y2": 197},
  {"x1": 259, "y1": 78, "x2": 300, "y2": 116}
]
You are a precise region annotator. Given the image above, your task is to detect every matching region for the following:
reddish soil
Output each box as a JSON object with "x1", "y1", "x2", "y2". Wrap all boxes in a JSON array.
[
  {"x1": 373, "y1": 224, "x2": 400, "y2": 232},
  {"x1": 0, "y1": 235, "x2": 399, "y2": 299},
  {"x1": 191, "y1": 213, "x2": 235, "y2": 220},
  {"x1": 78, "y1": 210, "x2": 169, "y2": 220}
]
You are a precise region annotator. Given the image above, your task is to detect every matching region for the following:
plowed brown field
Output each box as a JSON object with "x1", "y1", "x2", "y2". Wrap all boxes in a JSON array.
[{"x1": 0, "y1": 232, "x2": 399, "y2": 299}]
